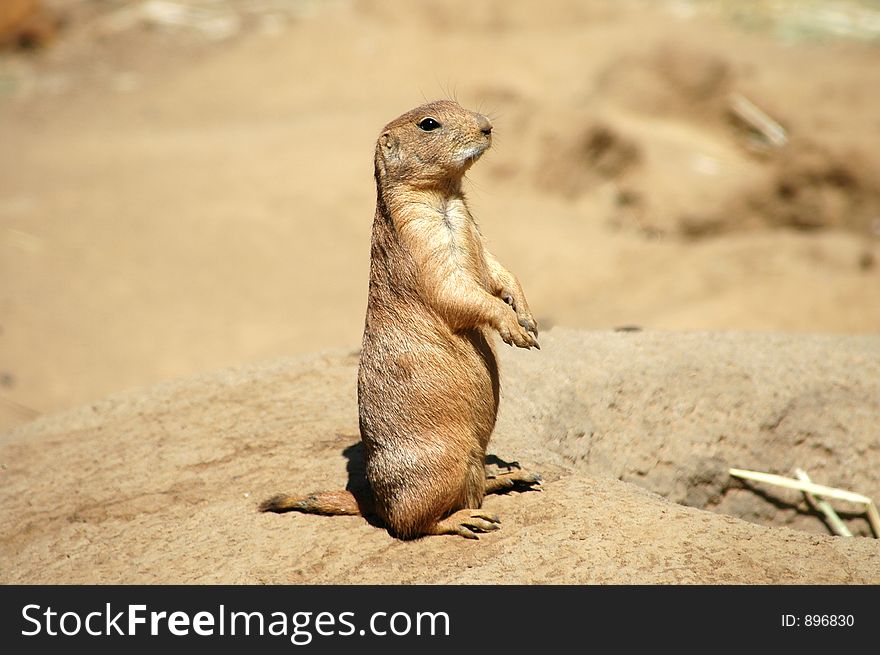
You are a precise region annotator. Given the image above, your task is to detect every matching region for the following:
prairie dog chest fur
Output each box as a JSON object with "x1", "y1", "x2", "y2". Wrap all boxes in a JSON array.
[{"x1": 396, "y1": 192, "x2": 492, "y2": 296}]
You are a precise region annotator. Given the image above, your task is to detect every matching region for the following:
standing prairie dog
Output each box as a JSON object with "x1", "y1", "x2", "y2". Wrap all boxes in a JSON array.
[{"x1": 261, "y1": 100, "x2": 541, "y2": 539}]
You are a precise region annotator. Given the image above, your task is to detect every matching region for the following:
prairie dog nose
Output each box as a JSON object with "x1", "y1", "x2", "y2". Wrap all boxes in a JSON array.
[{"x1": 476, "y1": 114, "x2": 493, "y2": 136}]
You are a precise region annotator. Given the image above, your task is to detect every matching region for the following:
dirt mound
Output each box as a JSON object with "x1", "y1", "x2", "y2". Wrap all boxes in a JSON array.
[
  {"x1": 743, "y1": 142, "x2": 880, "y2": 234},
  {"x1": 597, "y1": 42, "x2": 734, "y2": 122},
  {"x1": 537, "y1": 122, "x2": 643, "y2": 199},
  {"x1": 536, "y1": 38, "x2": 880, "y2": 239},
  {"x1": 1, "y1": 329, "x2": 877, "y2": 584},
  {"x1": 511, "y1": 329, "x2": 880, "y2": 538}
]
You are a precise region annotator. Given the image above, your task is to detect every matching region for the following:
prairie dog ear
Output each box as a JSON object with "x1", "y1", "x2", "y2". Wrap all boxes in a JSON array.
[
  {"x1": 375, "y1": 131, "x2": 400, "y2": 178},
  {"x1": 380, "y1": 131, "x2": 399, "y2": 155}
]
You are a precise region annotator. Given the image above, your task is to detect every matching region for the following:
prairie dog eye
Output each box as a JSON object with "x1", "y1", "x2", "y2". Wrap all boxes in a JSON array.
[{"x1": 417, "y1": 117, "x2": 442, "y2": 132}]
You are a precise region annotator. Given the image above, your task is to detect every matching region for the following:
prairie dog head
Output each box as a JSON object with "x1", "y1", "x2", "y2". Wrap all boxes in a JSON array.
[{"x1": 374, "y1": 100, "x2": 493, "y2": 188}]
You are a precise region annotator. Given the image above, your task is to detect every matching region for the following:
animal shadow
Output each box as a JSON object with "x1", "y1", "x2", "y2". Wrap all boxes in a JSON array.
[{"x1": 342, "y1": 442, "x2": 383, "y2": 528}]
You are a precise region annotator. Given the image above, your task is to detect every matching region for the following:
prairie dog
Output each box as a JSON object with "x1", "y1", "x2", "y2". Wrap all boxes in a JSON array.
[{"x1": 262, "y1": 100, "x2": 541, "y2": 539}]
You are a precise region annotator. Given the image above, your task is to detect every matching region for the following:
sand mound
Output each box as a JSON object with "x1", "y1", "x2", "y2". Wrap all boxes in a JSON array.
[
  {"x1": 2, "y1": 329, "x2": 877, "y2": 584},
  {"x1": 536, "y1": 38, "x2": 880, "y2": 238}
]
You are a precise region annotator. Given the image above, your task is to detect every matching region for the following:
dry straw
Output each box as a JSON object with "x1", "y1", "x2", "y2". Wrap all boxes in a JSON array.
[{"x1": 728, "y1": 467, "x2": 879, "y2": 538}]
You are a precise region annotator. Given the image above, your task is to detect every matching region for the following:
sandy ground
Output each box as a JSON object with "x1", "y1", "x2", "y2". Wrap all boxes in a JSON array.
[
  {"x1": 1, "y1": 1, "x2": 879, "y2": 583},
  {"x1": 2, "y1": 330, "x2": 878, "y2": 584}
]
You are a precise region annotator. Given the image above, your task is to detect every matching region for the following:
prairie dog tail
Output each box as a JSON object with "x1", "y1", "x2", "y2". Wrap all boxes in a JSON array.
[{"x1": 259, "y1": 490, "x2": 371, "y2": 516}]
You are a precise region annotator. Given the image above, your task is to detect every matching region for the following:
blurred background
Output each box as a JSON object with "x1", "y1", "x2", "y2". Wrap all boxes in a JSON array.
[{"x1": 1, "y1": 0, "x2": 879, "y2": 432}]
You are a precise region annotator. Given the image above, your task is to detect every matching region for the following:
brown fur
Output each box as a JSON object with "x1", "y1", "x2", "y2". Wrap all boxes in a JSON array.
[
  {"x1": 262, "y1": 100, "x2": 540, "y2": 539},
  {"x1": 0, "y1": 0, "x2": 57, "y2": 50}
]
